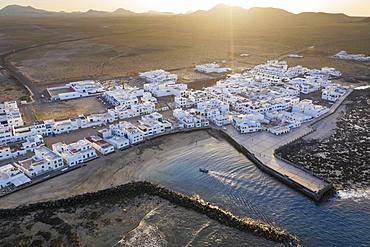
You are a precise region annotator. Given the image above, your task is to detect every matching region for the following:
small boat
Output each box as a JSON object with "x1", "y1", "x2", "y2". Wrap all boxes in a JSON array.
[{"x1": 199, "y1": 168, "x2": 209, "y2": 174}]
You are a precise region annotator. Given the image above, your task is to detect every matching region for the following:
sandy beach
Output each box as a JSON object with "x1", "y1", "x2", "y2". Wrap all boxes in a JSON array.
[{"x1": 0, "y1": 130, "x2": 215, "y2": 209}]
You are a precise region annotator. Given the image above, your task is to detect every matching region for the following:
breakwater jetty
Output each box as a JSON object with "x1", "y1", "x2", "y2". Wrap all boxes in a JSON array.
[
  {"x1": 0, "y1": 181, "x2": 300, "y2": 246},
  {"x1": 217, "y1": 129, "x2": 333, "y2": 201}
]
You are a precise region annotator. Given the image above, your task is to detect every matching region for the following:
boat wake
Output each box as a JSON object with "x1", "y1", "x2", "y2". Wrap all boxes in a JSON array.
[
  {"x1": 208, "y1": 170, "x2": 241, "y2": 189},
  {"x1": 336, "y1": 188, "x2": 370, "y2": 201}
]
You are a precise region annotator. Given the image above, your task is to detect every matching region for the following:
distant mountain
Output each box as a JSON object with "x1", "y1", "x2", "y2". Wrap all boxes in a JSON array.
[
  {"x1": 296, "y1": 12, "x2": 355, "y2": 23},
  {"x1": 82, "y1": 9, "x2": 109, "y2": 16},
  {"x1": 188, "y1": 4, "x2": 363, "y2": 24},
  {"x1": 191, "y1": 3, "x2": 247, "y2": 17},
  {"x1": 247, "y1": 7, "x2": 292, "y2": 17},
  {"x1": 112, "y1": 8, "x2": 137, "y2": 16},
  {"x1": 0, "y1": 5, "x2": 175, "y2": 17},
  {"x1": 143, "y1": 10, "x2": 174, "y2": 16},
  {"x1": 0, "y1": 5, "x2": 53, "y2": 17},
  {"x1": 0, "y1": 3, "x2": 365, "y2": 22}
]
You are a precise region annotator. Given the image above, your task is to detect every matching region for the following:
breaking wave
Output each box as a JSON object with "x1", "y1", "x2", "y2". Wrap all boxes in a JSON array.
[{"x1": 116, "y1": 206, "x2": 167, "y2": 247}]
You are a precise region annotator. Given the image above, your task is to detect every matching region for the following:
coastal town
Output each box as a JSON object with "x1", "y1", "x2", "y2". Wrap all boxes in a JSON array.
[{"x1": 0, "y1": 59, "x2": 348, "y2": 196}]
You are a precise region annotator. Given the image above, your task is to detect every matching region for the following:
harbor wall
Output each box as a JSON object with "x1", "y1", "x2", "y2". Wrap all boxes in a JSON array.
[{"x1": 214, "y1": 129, "x2": 334, "y2": 202}]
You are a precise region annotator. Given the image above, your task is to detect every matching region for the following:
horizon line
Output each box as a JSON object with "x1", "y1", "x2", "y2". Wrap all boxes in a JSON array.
[{"x1": 0, "y1": 3, "x2": 368, "y2": 17}]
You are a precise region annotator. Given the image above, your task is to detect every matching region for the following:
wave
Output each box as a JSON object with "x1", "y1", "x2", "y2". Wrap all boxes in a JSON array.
[
  {"x1": 117, "y1": 223, "x2": 167, "y2": 247},
  {"x1": 354, "y1": 85, "x2": 370, "y2": 90},
  {"x1": 116, "y1": 206, "x2": 167, "y2": 247},
  {"x1": 336, "y1": 188, "x2": 370, "y2": 201}
]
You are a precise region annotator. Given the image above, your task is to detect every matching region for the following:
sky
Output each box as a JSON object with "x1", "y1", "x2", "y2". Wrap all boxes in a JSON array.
[{"x1": 0, "y1": 0, "x2": 369, "y2": 16}]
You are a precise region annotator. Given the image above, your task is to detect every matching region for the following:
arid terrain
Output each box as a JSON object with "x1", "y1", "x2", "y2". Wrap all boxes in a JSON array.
[
  {"x1": 31, "y1": 97, "x2": 106, "y2": 121},
  {"x1": 0, "y1": 67, "x2": 28, "y2": 102},
  {"x1": 1, "y1": 10, "x2": 369, "y2": 89}
]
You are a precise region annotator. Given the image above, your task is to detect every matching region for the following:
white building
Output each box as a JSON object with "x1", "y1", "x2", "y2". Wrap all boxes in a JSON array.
[
  {"x1": 0, "y1": 101, "x2": 24, "y2": 128},
  {"x1": 174, "y1": 96, "x2": 194, "y2": 108},
  {"x1": 252, "y1": 60, "x2": 288, "y2": 82},
  {"x1": 322, "y1": 86, "x2": 346, "y2": 102},
  {"x1": 173, "y1": 109, "x2": 202, "y2": 128},
  {"x1": 53, "y1": 119, "x2": 79, "y2": 135},
  {"x1": 0, "y1": 164, "x2": 31, "y2": 189},
  {"x1": 16, "y1": 146, "x2": 64, "y2": 177},
  {"x1": 137, "y1": 114, "x2": 166, "y2": 137},
  {"x1": 292, "y1": 99, "x2": 329, "y2": 118},
  {"x1": 103, "y1": 88, "x2": 139, "y2": 107},
  {"x1": 212, "y1": 114, "x2": 230, "y2": 127},
  {"x1": 0, "y1": 135, "x2": 44, "y2": 161},
  {"x1": 142, "y1": 112, "x2": 173, "y2": 131},
  {"x1": 110, "y1": 121, "x2": 144, "y2": 144},
  {"x1": 52, "y1": 140, "x2": 97, "y2": 166},
  {"x1": 108, "y1": 107, "x2": 139, "y2": 120},
  {"x1": 48, "y1": 80, "x2": 105, "y2": 101},
  {"x1": 141, "y1": 92, "x2": 157, "y2": 103},
  {"x1": 195, "y1": 63, "x2": 231, "y2": 74},
  {"x1": 232, "y1": 114, "x2": 263, "y2": 134},
  {"x1": 0, "y1": 126, "x2": 14, "y2": 144},
  {"x1": 139, "y1": 70, "x2": 178, "y2": 84},
  {"x1": 144, "y1": 81, "x2": 187, "y2": 97},
  {"x1": 282, "y1": 111, "x2": 312, "y2": 124},
  {"x1": 98, "y1": 128, "x2": 130, "y2": 150},
  {"x1": 334, "y1": 50, "x2": 370, "y2": 62},
  {"x1": 32, "y1": 120, "x2": 55, "y2": 136},
  {"x1": 85, "y1": 135, "x2": 115, "y2": 155},
  {"x1": 131, "y1": 102, "x2": 156, "y2": 115},
  {"x1": 268, "y1": 125, "x2": 291, "y2": 135}
]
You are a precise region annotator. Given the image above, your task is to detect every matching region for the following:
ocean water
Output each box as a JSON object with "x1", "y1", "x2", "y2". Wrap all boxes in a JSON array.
[{"x1": 138, "y1": 137, "x2": 370, "y2": 247}]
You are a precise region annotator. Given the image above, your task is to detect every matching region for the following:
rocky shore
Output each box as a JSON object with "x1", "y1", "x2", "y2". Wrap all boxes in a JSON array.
[
  {"x1": 0, "y1": 181, "x2": 299, "y2": 246},
  {"x1": 276, "y1": 88, "x2": 370, "y2": 190}
]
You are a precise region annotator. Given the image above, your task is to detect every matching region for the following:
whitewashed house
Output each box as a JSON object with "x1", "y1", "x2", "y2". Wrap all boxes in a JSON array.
[
  {"x1": 292, "y1": 100, "x2": 329, "y2": 118},
  {"x1": 32, "y1": 120, "x2": 55, "y2": 136},
  {"x1": 232, "y1": 114, "x2": 263, "y2": 133},
  {"x1": 139, "y1": 70, "x2": 178, "y2": 84},
  {"x1": 52, "y1": 140, "x2": 97, "y2": 166},
  {"x1": 195, "y1": 63, "x2": 231, "y2": 74},
  {"x1": 142, "y1": 112, "x2": 173, "y2": 131},
  {"x1": 0, "y1": 164, "x2": 31, "y2": 189},
  {"x1": 53, "y1": 119, "x2": 79, "y2": 135},
  {"x1": 48, "y1": 80, "x2": 105, "y2": 101},
  {"x1": 0, "y1": 101, "x2": 24, "y2": 128},
  {"x1": 103, "y1": 89, "x2": 139, "y2": 107},
  {"x1": 141, "y1": 92, "x2": 158, "y2": 103},
  {"x1": 97, "y1": 128, "x2": 129, "y2": 150},
  {"x1": 0, "y1": 126, "x2": 14, "y2": 144},
  {"x1": 108, "y1": 107, "x2": 139, "y2": 120},
  {"x1": 131, "y1": 102, "x2": 156, "y2": 115},
  {"x1": 282, "y1": 111, "x2": 312, "y2": 124},
  {"x1": 110, "y1": 121, "x2": 144, "y2": 144},
  {"x1": 85, "y1": 135, "x2": 115, "y2": 155},
  {"x1": 16, "y1": 146, "x2": 64, "y2": 178},
  {"x1": 322, "y1": 86, "x2": 346, "y2": 102},
  {"x1": 174, "y1": 96, "x2": 194, "y2": 109}
]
